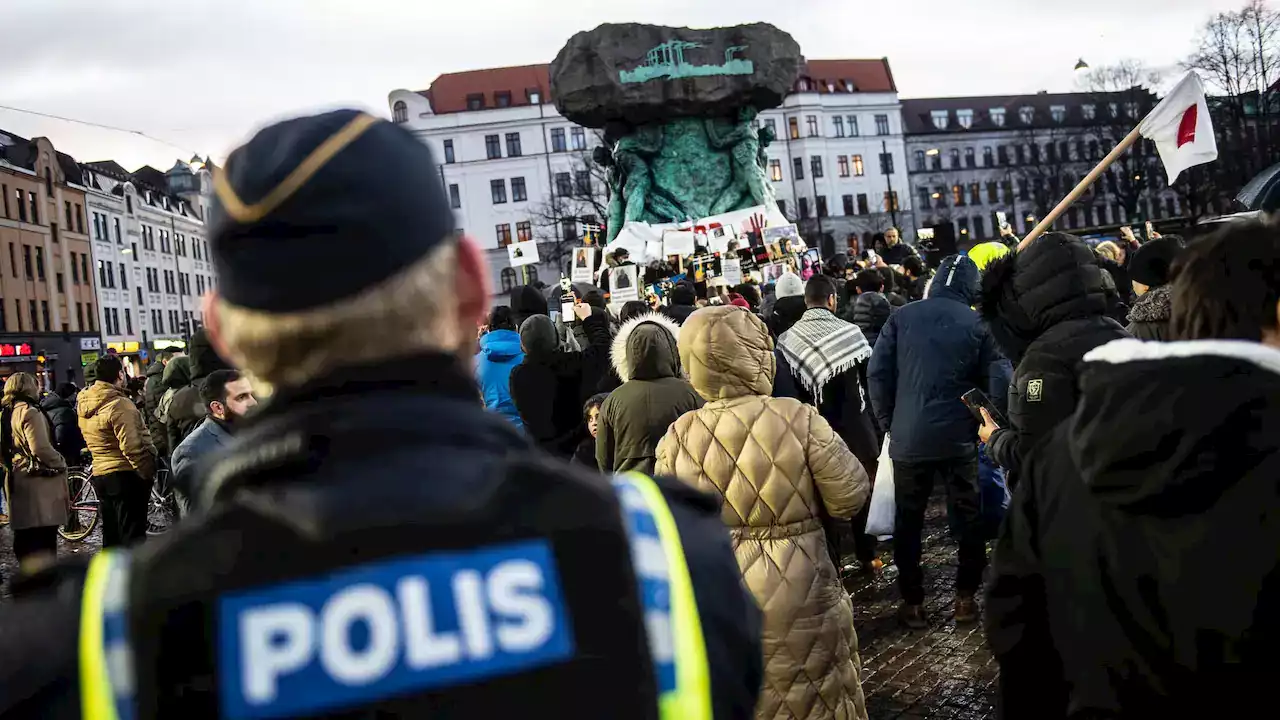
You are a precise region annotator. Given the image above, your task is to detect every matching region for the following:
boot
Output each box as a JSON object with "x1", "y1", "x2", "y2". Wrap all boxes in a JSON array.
[
  {"x1": 899, "y1": 603, "x2": 927, "y2": 629},
  {"x1": 954, "y1": 594, "x2": 979, "y2": 624}
]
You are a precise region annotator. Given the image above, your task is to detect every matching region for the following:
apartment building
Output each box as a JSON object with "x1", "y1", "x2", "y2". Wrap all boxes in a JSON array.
[{"x1": 0, "y1": 130, "x2": 103, "y2": 388}]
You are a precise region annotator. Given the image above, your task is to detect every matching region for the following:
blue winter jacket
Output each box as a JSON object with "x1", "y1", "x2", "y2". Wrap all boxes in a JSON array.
[
  {"x1": 867, "y1": 255, "x2": 1011, "y2": 463},
  {"x1": 475, "y1": 329, "x2": 524, "y2": 429}
]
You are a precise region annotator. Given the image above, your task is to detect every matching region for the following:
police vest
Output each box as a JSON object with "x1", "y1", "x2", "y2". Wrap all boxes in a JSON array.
[{"x1": 79, "y1": 470, "x2": 711, "y2": 720}]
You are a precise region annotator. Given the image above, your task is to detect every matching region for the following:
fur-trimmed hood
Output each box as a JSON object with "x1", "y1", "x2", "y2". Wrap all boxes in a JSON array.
[
  {"x1": 979, "y1": 232, "x2": 1110, "y2": 363},
  {"x1": 610, "y1": 312, "x2": 683, "y2": 383}
]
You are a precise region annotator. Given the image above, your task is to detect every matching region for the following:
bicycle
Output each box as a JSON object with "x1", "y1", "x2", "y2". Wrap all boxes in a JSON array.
[
  {"x1": 58, "y1": 461, "x2": 99, "y2": 542},
  {"x1": 146, "y1": 460, "x2": 178, "y2": 536}
]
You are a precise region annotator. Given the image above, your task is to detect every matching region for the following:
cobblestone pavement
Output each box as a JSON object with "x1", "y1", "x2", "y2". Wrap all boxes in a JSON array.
[
  {"x1": 842, "y1": 496, "x2": 999, "y2": 720},
  {"x1": 1, "y1": 496, "x2": 996, "y2": 718}
]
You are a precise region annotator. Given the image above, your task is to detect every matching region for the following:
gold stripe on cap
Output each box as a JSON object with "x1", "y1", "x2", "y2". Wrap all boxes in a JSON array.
[{"x1": 214, "y1": 112, "x2": 380, "y2": 224}]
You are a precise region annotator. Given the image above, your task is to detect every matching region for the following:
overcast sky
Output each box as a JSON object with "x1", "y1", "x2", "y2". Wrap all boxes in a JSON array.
[{"x1": 0, "y1": 0, "x2": 1245, "y2": 171}]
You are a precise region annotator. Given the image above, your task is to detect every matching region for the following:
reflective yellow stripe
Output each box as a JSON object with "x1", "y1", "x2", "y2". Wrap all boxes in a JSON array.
[
  {"x1": 80, "y1": 551, "x2": 120, "y2": 720},
  {"x1": 622, "y1": 472, "x2": 713, "y2": 720}
]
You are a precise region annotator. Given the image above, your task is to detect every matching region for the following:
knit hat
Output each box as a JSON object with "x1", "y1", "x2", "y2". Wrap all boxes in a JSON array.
[
  {"x1": 775, "y1": 271, "x2": 804, "y2": 299},
  {"x1": 1128, "y1": 237, "x2": 1184, "y2": 288},
  {"x1": 209, "y1": 109, "x2": 454, "y2": 313}
]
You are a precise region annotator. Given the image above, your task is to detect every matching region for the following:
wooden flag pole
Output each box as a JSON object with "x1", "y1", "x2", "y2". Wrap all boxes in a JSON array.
[{"x1": 1017, "y1": 124, "x2": 1144, "y2": 252}]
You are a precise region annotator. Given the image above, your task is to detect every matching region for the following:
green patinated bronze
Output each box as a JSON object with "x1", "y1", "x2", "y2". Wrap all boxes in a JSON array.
[
  {"x1": 599, "y1": 107, "x2": 777, "y2": 242},
  {"x1": 619, "y1": 42, "x2": 754, "y2": 84}
]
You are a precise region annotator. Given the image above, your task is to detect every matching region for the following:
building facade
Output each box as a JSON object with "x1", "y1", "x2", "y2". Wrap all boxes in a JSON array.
[
  {"x1": 902, "y1": 91, "x2": 1187, "y2": 249},
  {"x1": 388, "y1": 57, "x2": 914, "y2": 297},
  {"x1": 0, "y1": 130, "x2": 103, "y2": 388},
  {"x1": 82, "y1": 160, "x2": 215, "y2": 376}
]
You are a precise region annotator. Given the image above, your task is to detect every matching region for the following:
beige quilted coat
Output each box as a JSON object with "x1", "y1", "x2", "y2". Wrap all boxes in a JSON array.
[{"x1": 656, "y1": 306, "x2": 870, "y2": 720}]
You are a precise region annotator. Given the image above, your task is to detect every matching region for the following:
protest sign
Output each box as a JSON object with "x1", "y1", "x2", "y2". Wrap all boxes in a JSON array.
[
  {"x1": 571, "y1": 247, "x2": 597, "y2": 284},
  {"x1": 721, "y1": 258, "x2": 743, "y2": 286},
  {"x1": 508, "y1": 241, "x2": 539, "y2": 267},
  {"x1": 609, "y1": 265, "x2": 640, "y2": 302},
  {"x1": 663, "y1": 230, "x2": 696, "y2": 258}
]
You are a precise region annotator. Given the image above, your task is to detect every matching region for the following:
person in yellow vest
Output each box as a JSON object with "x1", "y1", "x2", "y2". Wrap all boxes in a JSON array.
[
  {"x1": 967, "y1": 241, "x2": 1011, "y2": 272},
  {"x1": 0, "y1": 110, "x2": 762, "y2": 720}
]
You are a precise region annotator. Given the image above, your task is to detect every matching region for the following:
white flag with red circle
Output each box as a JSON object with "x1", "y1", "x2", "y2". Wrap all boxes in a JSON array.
[{"x1": 1139, "y1": 72, "x2": 1218, "y2": 185}]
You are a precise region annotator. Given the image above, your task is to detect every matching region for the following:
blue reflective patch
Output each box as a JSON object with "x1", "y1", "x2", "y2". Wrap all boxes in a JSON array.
[{"x1": 217, "y1": 540, "x2": 574, "y2": 720}]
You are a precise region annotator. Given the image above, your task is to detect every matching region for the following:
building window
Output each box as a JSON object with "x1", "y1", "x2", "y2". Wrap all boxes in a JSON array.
[
  {"x1": 1015, "y1": 145, "x2": 1026, "y2": 165},
  {"x1": 833, "y1": 116, "x2": 845, "y2": 137},
  {"x1": 931, "y1": 110, "x2": 948, "y2": 130},
  {"x1": 914, "y1": 150, "x2": 926, "y2": 171},
  {"x1": 948, "y1": 148, "x2": 959, "y2": 169},
  {"x1": 879, "y1": 152, "x2": 894, "y2": 175},
  {"x1": 1082, "y1": 104, "x2": 1096, "y2": 121},
  {"x1": 988, "y1": 181, "x2": 999, "y2": 204},
  {"x1": 798, "y1": 197, "x2": 810, "y2": 218},
  {"x1": 56, "y1": 272, "x2": 64, "y2": 292},
  {"x1": 550, "y1": 128, "x2": 566, "y2": 152},
  {"x1": 847, "y1": 116, "x2": 859, "y2": 136},
  {"x1": 393, "y1": 101, "x2": 408, "y2": 123},
  {"x1": 875, "y1": 114, "x2": 890, "y2": 135},
  {"x1": 1019, "y1": 106, "x2": 1035, "y2": 124},
  {"x1": 28, "y1": 192, "x2": 37, "y2": 224},
  {"x1": 571, "y1": 127, "x2": 586, "y2": 151},
  {"x1": 14, "y1": 190, "x2": 24, "y2": 222},
  {"x1": 490, "y1": 179, "x2": 507, "y2": 204},
  {"x1": 838, "y1": 156, "x2": 850, "y2": 177},
  {"x1": 990, "y1": 107, "x2": 1006, "y2": 127},
  {"x1": 447, "y1": 183, "x2": 461, "y2": 208},
  {"x1": 114, "y1": 218, "x2": 121, "y2": 243},
  {"x1": 805, "y1": 115, "x2": 819, "y2": 137},
  {"x1": 125, "y1": 309, "x2": 132, "y2": 335},
  {"x1": 983, "y1": 147, "x2": 994, "y2": 167},
  {"x1": 853, "y1": 155, "x2": 865, "y2": 177},
  {"x1": 496, "y1": 223, "x2": 512, "y2": 247},
  {"x1": 811, "y1": 156, "x2": 823, "y2": 178},
  {"x1": 764, "y1": 118, "x2": 777, "y2": 134},
  {"x1": 842, "y1": 194, "x2": 855, "y2": 215},
  {"x1": 957, "y1": 109, "x2": 974, "y2": 129},
  {"x1": 856, "y1": 194, "x2": 869, "y2": 214},
  {"x1": 965, "y1": 147, "x2": 976, "y2": 168},
  {"x1": 505, "y1": 132, "x2": 522, "y2": 157},
  {"x1": 443, "y1": 139, "x2": 455, "y2": 164},
  {"x1": 776, "y1": 200, "x2": 786, "y2": 216},
  {"x1": 485, "y1": 135, "x2": 501, "y2": 159},
  {"x1": 28, "y1": 301, "x2": 37, "y2": 332},
  {"x1": 970, "y1": 183, "x2": 981, "y2": 206},
  {"x1": 555, "y1": 172, "x2": 572, "y2": 197},
  {"x1": 495, "y1": 91, "x2": 512, "y2": 108},
  {"x1": 22, "y1": 245, "x2": 32, "y2": 280},
  {"x1": 466, "y1": 93, "x2": 485, "y2": 111},
  {"x1": 769, "y1": 159, "x2": 782, "y2": 182},
  {"x1": 816, "y1": 196, "x2": 828, "y2": 217},
  {"x1": 517, "y1": 221, "x2": 532, "y2": 243},
  {"x1": 884, "y1": 191, "x2": 899, "y2": 212},
  {"x1": 120, "y1": 263, "x2": 128, "y2": 290},
  {"x1": 575, "y1": 170, "x2": 592, "y2": 196},
  {"x1": 500, "y1": 268, "x2": 518, "y2": 292},
  {"x1": 1, "y1": 184, "x2": 7, "y2": 218},
  {"x1": 788, "y1": 117, "x2": 799, "y2": 140},
  {"x1": 918, "y1": 187, "x2": 931, "y2": 209},
  {"x1": 561, "y1": 218, "x2": 577, "y2": 242},
  {"x1": 931, "y1": 153, "x2": 942, "y2": 171},
  {"x1": 792, "y1": 157, "x2": 804, "y2": 180},
  {"x1": 1050, "y1": 105, "x2": 1066, "y2": 123},
  {"x1": 953, "y1": 184, "x2": 965, "y2": 206},
  {"x1": 65, "y1": 201, "x2": 73, "y2": 227},
  {"x1": 511, "y1": 177, "x2": 527, "y2": 202},
  {"x1": 34, "y1": 246, "x2": 44, "y2": 280}
]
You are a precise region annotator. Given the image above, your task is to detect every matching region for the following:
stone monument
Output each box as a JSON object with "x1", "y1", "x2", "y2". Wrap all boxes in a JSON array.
[{"x1": 551, "y1": 23, "x2": 803, "y2": 242}]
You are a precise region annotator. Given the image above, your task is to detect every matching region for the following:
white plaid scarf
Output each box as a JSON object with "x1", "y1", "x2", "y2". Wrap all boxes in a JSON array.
[{"x1": 778, "y1": 307, "x2": 873, "y2": 405}]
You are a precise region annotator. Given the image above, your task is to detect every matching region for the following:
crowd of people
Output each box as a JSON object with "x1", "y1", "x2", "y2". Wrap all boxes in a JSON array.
[{"x1": 0, "y1": 108, "x2": 1277, "y2": 720}]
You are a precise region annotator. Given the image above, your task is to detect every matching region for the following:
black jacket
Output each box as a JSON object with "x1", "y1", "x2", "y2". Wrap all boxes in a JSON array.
[
  {"x1": 850, "y1": 292, "x2": 892, "y2": 348},
  {"x1": 660, "y1": 282, "x2": 698, "y2": 326},
  {"x1": 980, "y1": 234, "x2": 1129, "y2": 484},
  {"x1": 0, "y1": 354, "x2": 762, "y2": 719},
  {"x1": 1125, "y1": 284, "x2": 1172, "y2": 341},
  {"x1": 40, "y1": 394, "x2": 83, "y2": 465},
  {"x1": 510, "y1": 311, "x2": 611, "y2": 457},
  {"x1": 879, "y1": 242, "x2": 917, "y2": 266},
  {"x1": 765, "y1": 295, "x2": 806, "y2": 339},
  {"x1": 986, "y1": 340, "x2": 1280, "y2": 719}
]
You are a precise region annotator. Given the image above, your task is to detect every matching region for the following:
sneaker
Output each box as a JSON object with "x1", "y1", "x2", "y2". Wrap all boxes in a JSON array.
[
  {"x1": 954, "y1": 594, "x2": 979, "y2": 624},
  {"x1": 899, "y1": 603, "x2": 927, "y2": 629}
]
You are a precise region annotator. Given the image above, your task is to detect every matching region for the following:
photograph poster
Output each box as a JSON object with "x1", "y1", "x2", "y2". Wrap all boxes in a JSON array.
[
  {"x1": 571, "y1": 247, "x2": 597, "y2": 284},
  {"x1": 610, "y1": 265, "x2": 640, "y2": 302},
  {"x1": 508, "y1": 240, "x2": 540, "y2": 268}
]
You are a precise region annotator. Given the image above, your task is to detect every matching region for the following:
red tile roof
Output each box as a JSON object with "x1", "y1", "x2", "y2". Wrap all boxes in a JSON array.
[
  {"x1": 422, "y1": 64, "x2": 551, "y2": 114},
  {"x1": 420, "y1": 58, "x2": 897, "y2": 114}
]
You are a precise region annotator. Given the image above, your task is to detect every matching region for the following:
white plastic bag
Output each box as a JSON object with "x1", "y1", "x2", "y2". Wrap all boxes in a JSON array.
[{"x1": 864, "y1": 434, "x2": 895, "y2": 537}]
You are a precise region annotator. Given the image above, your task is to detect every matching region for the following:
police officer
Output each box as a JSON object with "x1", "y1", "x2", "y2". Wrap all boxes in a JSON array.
[{"x1": 0, "y1": 110, "x2": 762, "y2": 719}]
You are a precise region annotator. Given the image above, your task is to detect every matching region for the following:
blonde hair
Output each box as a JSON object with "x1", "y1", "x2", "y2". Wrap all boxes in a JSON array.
[
  {"x1": 2, "y1": 372, "x2": 38, "y2": 407},
  {"x1": 1094, "y1": 240, "x2": 1123, "y2": 263},
  {"x1": 214, "y1": 242, "x2": 461, "y2": 388}
]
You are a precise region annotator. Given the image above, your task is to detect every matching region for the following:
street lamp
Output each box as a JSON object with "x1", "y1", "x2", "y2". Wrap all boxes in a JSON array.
[
  {"x1": 1074, "y1": 58, "x2": 1090, "y2": 73},
  {"x1": 188, "y1": 154, "x2": 205, "y2": 171},
  {"x1": 925, "y1": 148, "x2": 940, "y2": 156}
]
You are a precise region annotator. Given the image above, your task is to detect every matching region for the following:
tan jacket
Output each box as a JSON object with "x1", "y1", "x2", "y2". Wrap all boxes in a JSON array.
[
  {"x1": 7, "y1": 402, "x2": 69, "y2": 530},
  {"x1": 77, "y1": 381, "x2": 156, "y2": 479},
  {"x1": 656, "y1": 307, "x2": 871, "y2": 720}
]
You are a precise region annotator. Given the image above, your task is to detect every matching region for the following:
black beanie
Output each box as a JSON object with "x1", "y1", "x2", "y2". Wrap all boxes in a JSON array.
[
  {"x1": 210, "y1": 109, "x2": 454, "y2": 313},
  {"x1": 1129, "y1": 237, "x2": 1184, "y2": 288}
]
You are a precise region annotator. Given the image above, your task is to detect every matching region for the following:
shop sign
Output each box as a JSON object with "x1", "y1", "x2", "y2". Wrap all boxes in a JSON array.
[
  {"x1": 80, "y1": 337, "x2": 102, "y2": 351},
  {"x1": 0, "y1": 343, "x2": 33, "y2": 357},
  {"x1": 81, "y1": 352, "x2": 100, "y2": 367},
  {"x1": 154, "y1": 339, "x2": 187, "y2": 351},
  {"x1": 107, "y1": 341, "x2": 141, "y2": 353}
]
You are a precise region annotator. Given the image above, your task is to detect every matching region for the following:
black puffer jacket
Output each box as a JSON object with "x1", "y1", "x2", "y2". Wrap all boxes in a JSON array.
[
  {"x1": 765, "y1": 296, "x2": 806, "y2": 339},
  {"x1": 510, "y1": 284, "x2": 549, "y2": 328},
  {"x1": 40, "y1": 393, "x2": 84, "y2": 465},
  {"x1": 1125, "y1": 284, "x2": 1172, "y2": 341},
  {"x1": 660, "y1": 282, "x2": 698, "y2": 326},
  {"x1": 979, "y1": 233, "x2": 1129, "y2": 484},
  {"x1": 987, "y1": 340, "x2": 1280, "y2": 718},
  {"x1": 509, "y1": 311, "x2": 611, "y2": 457},
  {"x1": 850, "y1": 292, "x2": 892, "y2": 348}
]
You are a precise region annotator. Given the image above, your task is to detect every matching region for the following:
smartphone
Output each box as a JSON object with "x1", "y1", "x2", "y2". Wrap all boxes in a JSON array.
[
  {"x1": 996, "y1": 211, "x2": 1010, "y2": 232},
  {"x1": 559, "y1": 277, "x2": 575, "y2": 319},
  {"x1": 1144, "y1": 221, "x2": 1155, "y2": 239},
  {"x1": 865, "y1": 249, "x2": 878, "y2": 265},
  {"x1": 961, "y1": 389, "x2": 1009, "y2": 428}
]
